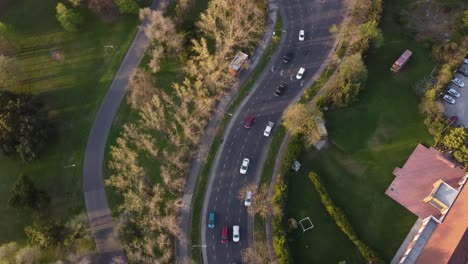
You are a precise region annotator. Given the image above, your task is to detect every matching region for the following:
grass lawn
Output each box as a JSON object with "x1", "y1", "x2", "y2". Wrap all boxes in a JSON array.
[
  {"x1": 286, "y1": 0, "x2": 434, "y2": 262},
  {"x1": 0, "y1": 0, "x2": 140, "y2": 245}
]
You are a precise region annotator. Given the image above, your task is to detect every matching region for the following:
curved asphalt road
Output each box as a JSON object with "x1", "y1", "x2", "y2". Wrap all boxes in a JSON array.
[
  {"x1": 200, "y1": 0, "x2": 346, "y2": 263},
  {"x1": 82, "y1": 1, "x2": 160, "y2": 263}
]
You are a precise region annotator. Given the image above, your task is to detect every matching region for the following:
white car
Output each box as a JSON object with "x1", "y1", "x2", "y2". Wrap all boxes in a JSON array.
[
  {"x1": 299, "y1": 30, "x2": 305, "y2": 41},
  {"x1": 244, "y1": 191, "x2": 252, "y2": 207},
  {"x1": 447, "y1": 88, "x2": 460, "y2": 98},
  {"x1": 463, "y1": 58, "x2": 468, "y2": 64},
  {"x1": 240, "y1": 158, "x2": 250, "y2": 174},
  {"x1": 232, "y1": 225, "x2": 240, "y2": 242},
  {"x1": 451, "y1": 78, "x2": 465, "y2": 88},
  {"x1": 296, "y1": 67, "x2": 305, "y2": 80},
  {"x1": 443, "y1": 95, "x2": 456, "y2": 104},
  {"x1": 263, "y1": 121, "x2": 274, "y2": 137}
]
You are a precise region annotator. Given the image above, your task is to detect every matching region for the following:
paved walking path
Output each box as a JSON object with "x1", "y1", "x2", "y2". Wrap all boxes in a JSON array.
[
  {"x1": 175, "y1": 0, "x2": 279, "y2": 262},
  {"x1": 82, "y1": 1, "x2": 160, "y2": 263}
]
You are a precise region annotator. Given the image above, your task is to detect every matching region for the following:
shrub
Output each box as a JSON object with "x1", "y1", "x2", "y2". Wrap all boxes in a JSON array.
[
  {"x1": 308, "y1": 171, "x2": 383, "y2": 264},
  {"x1": 56, "y1": 3, "x2": 83, "y2": 32},
  {"x1": 114, "y1": 0, "x2": 139, "y2": 14},
  {"x1": 9, "y1": 174, "x2": 50, "y2": 211}
]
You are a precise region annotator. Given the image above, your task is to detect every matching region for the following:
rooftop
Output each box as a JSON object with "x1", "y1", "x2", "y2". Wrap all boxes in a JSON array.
[
  {"x1": 416, "y1": 184, "x2": 468, "y2": 264},
  {"x1": 229, "y1": 52, "x2": 248, "y2": 71},
  {"x1": 385, "y1": 144, "x2": 466, "y2": 218}
]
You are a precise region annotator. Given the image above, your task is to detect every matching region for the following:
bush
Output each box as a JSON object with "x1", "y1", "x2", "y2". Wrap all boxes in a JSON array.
[
  {"x1": 308, "y1": 171, "x2": 383, "y2": 264},
  {"x1": 9, "y1": 174, "x2": 50, "y2": 211},
  {"x1": 271, "y1": 180, "x2": 289, "y2": 264},
  {"x1": 24, "y1": 221, "x2": 70, "y2": 248}
]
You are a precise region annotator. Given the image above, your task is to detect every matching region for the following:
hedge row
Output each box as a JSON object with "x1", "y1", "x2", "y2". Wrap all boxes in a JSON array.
[
  {"x1": 308, "y1": 171, "x2": 383, "y2": 264},
  {"x1": 272, "y1": 135, "x2": 304, "y2": 264}
]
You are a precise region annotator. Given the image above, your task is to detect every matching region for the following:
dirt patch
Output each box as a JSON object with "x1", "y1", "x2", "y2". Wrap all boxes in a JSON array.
[
  {"x1": 401, "y1": 0, "x2": 462, "y2": 41},
  {"x1": 50, "y1": 50, "x2": 64, "y2": 61},
  {"x1": 367, "y1": 123, "x2": 395, "y2": 151},
  {"x1": 0, "y1": 39, "x2": 15, "y2": 56}
]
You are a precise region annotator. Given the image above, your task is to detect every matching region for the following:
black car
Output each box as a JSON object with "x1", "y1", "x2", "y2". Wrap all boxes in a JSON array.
[
  {"x1": 457, "y1": 67, "x2": 468, "y2": 77},
  {"x1": 282, "y1": 53, "x2": 292, "y2": 64},
  {"x1": 274, "y1": 84, "x2": 286, "y2": 96}
]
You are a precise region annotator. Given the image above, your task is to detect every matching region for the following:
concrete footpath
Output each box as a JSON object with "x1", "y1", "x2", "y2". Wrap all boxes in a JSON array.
[
  {"x1": 174, "y1": 0, "x2": 279, "y2": 262},
  {"x1": 82, "y1": 1, "x2": 161, "y2": 263}
]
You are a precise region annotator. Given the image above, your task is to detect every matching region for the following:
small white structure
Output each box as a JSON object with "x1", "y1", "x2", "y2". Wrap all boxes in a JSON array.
[
  {"x1": 229, "y1": 52, "x2": 249, "y2": 75},
  {"x1": 299, "y1": 217, "x2": 314, "y2": 232}
]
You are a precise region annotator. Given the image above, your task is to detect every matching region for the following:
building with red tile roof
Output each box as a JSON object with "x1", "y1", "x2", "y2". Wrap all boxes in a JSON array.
[{"x1": 385, "y1": 144, "x2": 468, "y2": 264}]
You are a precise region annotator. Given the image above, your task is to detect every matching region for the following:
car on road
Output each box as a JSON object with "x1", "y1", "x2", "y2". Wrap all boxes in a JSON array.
[
  {"x1": 244, "y1": 116, "x2": 254, "y2": 128},
  {"x1": 463, "y1": 58, "x2": 468, "y2": 64},
  {"x1": 447, "y1": 88, "x2": 460, "y2": 98},
  {"x1": 221, "y1": 225, "x2": 229, "y2": 244},
  {"x1": 263, "y1": 121, "x2": 275, "y2": 137},
  {"x1": 451, "y1": 78, "x2": 465, "y2": 88},
  {"x1": 458, "y1": 67, "x2": 468, "y2": 77},
  {"x1": 282, "y1": 53, "x2": 292, "y2": 63},
  {"x1": 232, "y1": 225, "x2": 240, "y2": 242},
  {"x1": 299, "y1": 30, "x2": 305, "y2": 41},
  {"x1": 274, "y1": 84, "x2": 285, "y2": 96},
  {"x1": 443, "y1": 94, "x2": 456, "y2": 104},
  {"x1": 208, "y1": 212, "x2": 215, "y2": 229},
  {"x1": 244, "y1": 191, "x2": 252, "y2": 206},
  {"x1": 240, "y1": 158, "x2": 250, "y2": 174},
  {"x1": 296, "y1": 67, "x2": 305, "y2": 79}
]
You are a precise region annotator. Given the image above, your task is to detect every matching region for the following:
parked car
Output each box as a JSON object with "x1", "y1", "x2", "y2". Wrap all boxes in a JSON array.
[
  {"x1": 208, "y1": 212, "x2": 215, "y2": 229},
  {"x1": 463, "y1": 58, "x2": 468, "y2": 64},
  {"x1": 458, "y1": 67, "x2": 468, "y2": 77},
  {"x1": 244, "y1": 116, "x2": 254, "y2": 128},
  {"x1": 240, "y1": 158, "x2": 250, "y2": 174},
  {"x1": 447, "y1": 88, "x2": 460, "y2": 98},
  {"x1": 443, "y1": 95, "x2": 456, "y2": 104},
  {"x1": 232, "y1": 225, "x2": 240, "y2": 242},
  {"x1": 221, "y1": 225, "x2": 229, "y2": 244},
  {"x1": 299, "y1": 30, "x2": 305, "y2": 41},
  {"x1": 451, "y1": 78, "x2": 465, "y2": 88},
  {"x1": 263, "y1": 121, "x2": 275, "y2": 137},
  {"x1": 282, "y1": 53, "x2": 292, "y2": 64},
  {"x1": 274, "y1": 84, "x2": 285, "y2": 96},
  {"x1": 244, "y1": 191, "x2": 252, "y2": 206},
  {"x1": 296, "y1": 67, "x2": 305, "y2": 79}
]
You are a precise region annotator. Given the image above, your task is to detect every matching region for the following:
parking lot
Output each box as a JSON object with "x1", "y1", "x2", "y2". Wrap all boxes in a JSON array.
[{"x1": 443, "y1": 63, "x2": 468, "y2": 127}]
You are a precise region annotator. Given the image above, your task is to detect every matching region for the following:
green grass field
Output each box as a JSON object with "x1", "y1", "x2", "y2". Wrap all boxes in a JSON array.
[
  {"x1": 0, "y1": 0, "x2": 139, "y2": 244},
  {"x1": 286, "y1": 0, "x2": 434, "y2": 262}
]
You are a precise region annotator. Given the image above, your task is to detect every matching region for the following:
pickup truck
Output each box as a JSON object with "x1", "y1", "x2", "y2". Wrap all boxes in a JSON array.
[{"x1": 263, "y1": 121, "x2": 274, "y2": 137}]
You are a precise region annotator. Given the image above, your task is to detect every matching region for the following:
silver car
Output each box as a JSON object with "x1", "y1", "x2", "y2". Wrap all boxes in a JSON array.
[
  {"x1": 451, "y1": 78, "x2": 464, "y2": 88},
  {"x1": 447, "y1": 88, "x2": 460, "y2": 98},
  {"x1": 443, "y1": 95, "x2": 456, "y2": 104}
]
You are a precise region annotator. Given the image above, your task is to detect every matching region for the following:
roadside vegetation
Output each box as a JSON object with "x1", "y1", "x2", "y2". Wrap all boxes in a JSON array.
[
  {"x1": 0, "y1": 0, "x2": 145, "y2": 262},
  {"x1": 104, "y1": 0, "x2": 267, "y2": 262}
]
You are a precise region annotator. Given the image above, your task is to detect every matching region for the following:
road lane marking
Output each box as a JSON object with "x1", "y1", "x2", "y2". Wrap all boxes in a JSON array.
[{"x1": 280, "y1": 70, "x2": 284, "y2": 76}]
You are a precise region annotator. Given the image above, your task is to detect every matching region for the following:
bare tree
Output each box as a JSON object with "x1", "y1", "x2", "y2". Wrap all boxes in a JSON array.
[
  {"x1": 241, "y1": 238, "x2": 270, "y2": 264},
  {"x1": 139, "y1": 8, "x2": 183, "y2": 54},
  {"x1": 148, "y1": 46, "x2": 164, "y2": 73},
  {"x1": 127, "y1": 69, "x2": 156, "y2": 110}
]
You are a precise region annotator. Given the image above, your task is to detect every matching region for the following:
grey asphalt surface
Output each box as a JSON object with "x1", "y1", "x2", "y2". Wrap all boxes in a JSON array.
[
  {"x1": 443, "y1": 64, "x2": 468, "y2": 126},
  {"x1": 174, "y1": 0, "x2": 279, "y2": 262},
  {"x1": 200, "y1": 0, "x2": 346, "y2": 263},
  {"x1": 82, "y1": 1, "x2": 160, "y2": 263}
]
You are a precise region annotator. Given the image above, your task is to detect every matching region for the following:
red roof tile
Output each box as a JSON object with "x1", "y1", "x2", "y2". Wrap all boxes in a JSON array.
[
  {"x1": 385, "y1": 144, "x2": 466, "y2": 218},
  {"x1": 416, "y1": 184, "x2": 468, "y2": 264}
]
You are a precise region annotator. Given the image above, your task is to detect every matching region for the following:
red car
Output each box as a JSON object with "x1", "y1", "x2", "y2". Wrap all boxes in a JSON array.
[
  {"x1": 221, "y1": 225, "x2": 229, "y2": 244},
  {"x1": 244, "y1": 116, "x2": 254, "y2": 129},
  {"x1": 451, "y1": 116, "x2": 458, "y2": 125}
]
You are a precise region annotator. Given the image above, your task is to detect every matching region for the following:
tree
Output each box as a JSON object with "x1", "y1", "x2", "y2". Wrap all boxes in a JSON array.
[
  {"x1": 462, "y1": 10, "x2": 468, "y2": 33},
  {"x1": 337, "y1": 53, "x2": 368, "y2": 86},
  {"x1": 0, "y1": 242, "x2": 19, "y2": 263},
  {"x1": 360, "y1": 20, "x2": 383, "y2": 47},
  {"x1": 454, "y1": 145, "x2": 468, "y2": 165},
  {"x1": 424, "y1": 113, "x2": 450, "y2": 143},
  {"x1": 24, "y1": 221, "x2": 69, "y2": 248},
  {"x1": 114, "y1": 0, "x2": 139, "y2": 14},
  {"x1": 56, "y1": 3, "x2": 83, "y2": 32},
  {"x1": 442, "y1": 127, "x2": 466, "y2": 150},
  {"x1": 68, "y1": 0, "x2": 84, "y2": 7},
  {"x1": 139, "y1": 9, "x2": 183, "y2": 54},
  {"x1": 14, "y1": 246, "x2": 41, "y2": 264},
  {"x1": 0, "y1": 91, "x2": 49, "y2": 161},
  {"x1": 9, "y1": 174, "x2": 50, "y2": 211},
  {"x1": 241, "y1": 239, "x2": 270, "y2": 264}
]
